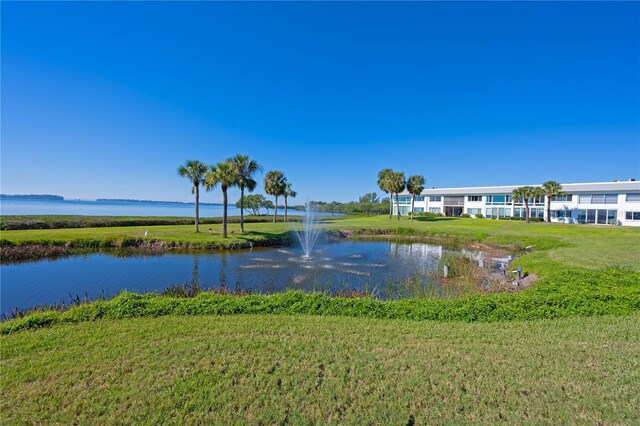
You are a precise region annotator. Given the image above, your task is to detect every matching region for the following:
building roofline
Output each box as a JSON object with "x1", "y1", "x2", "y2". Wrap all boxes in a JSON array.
[{"x1": 398, "y1": 180, "x2": 640, "y2": 196}]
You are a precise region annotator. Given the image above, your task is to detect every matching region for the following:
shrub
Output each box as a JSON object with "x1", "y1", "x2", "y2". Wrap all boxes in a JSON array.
[
  {"x1": 475, "y1": 213, "x2": 483, "y2": 219},
  {"x1": 2, "y1": 267, "x2": 638, "y2": 334},
  {"x1": 460, "y1": 213, "x2": 471, "y2": 218}
]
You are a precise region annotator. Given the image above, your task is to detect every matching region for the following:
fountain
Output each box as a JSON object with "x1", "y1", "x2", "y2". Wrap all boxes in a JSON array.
[{"x1": 295, "y1": 202, "x2": 322, "y2": 259}]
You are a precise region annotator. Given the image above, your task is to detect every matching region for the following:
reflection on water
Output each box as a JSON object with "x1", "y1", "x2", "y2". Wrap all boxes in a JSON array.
[{"x1": 1, "y1": 241, "x2": 513, "y2": 315}]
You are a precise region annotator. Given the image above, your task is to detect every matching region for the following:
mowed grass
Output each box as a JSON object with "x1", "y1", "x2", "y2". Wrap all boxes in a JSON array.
[
  {"x1": 0, "y1": 221, "x2": 295, "y2": 247},
  {"x1": 2, "y1": 314, "x2": 639, "y2": 424},
  {"x1": 2, "y1": 215, "x2": 639, "y2": 270},
  {"x1": 328, "y1": 215, "x2": 640, "y2": 271}
]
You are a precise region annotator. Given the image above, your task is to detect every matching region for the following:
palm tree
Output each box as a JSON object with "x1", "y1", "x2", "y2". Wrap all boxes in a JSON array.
[
  {"x1": 541, "y1": 180, "x2": 565, "y2": 223},
  {"x1": 177, "y1": 160, "x2": 208, "y2": 232},
  {"x1": 283, "y1": 182, "x2": 297, "y2": 223},
  {"x1": 388, "y1": 171, "x2": 406, "y2": 221},
  {"x1": 205, "y1": 160, "x2": 238, "y2": 238},
  {"x1": 229, "y1": 154, "x2": 262, "y2": 233},
  {"x1": 512, "y1": 186, "x2": 544, "y2": 224},
  {"x1": 406, "y1": 175, "x2": 425, "y2": 221},
  {"x1": 377, "y1": 168, "x2": 394, "y2": 220},
  {"x1": 264, "y1": 170, "x2": 286, "y2": 223}
]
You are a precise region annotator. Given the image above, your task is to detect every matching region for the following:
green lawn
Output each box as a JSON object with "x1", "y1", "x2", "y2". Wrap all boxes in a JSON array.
[
  {"x1": 2, "y1": 314, "x2": 638, "y2": 424},
  {"x1": 2, "y1": 215, "x2": 639, "y2": 271},
  {"x1": 2, "y1": 216, "x2": 640, "y2": 423}
]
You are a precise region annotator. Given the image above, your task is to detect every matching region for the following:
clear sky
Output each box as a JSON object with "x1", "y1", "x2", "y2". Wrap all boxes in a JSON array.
[{"x1": 2, "y1": 1, "x2": 639, "y2": 203}]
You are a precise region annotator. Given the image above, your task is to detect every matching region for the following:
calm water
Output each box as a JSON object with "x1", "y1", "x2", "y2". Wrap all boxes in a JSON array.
[
  {"x1": 0, "y1": 198, "x2": 307, "y2": 217},
  {"x1": 0, "y1": 241, "x2": 510, "y2": 315}
]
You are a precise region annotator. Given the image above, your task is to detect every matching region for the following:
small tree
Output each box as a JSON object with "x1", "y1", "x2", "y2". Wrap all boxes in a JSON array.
[
  {"x1": 512, "y1": 186, "x2": 544, "y2": 224},
  {"x1": 541, "y1": 180, "x2": 565, "y2": 223},
  {"x1": 177, "y1": 160, "x2": 208, "y2": 232},
  {"x1": 264, "y1": 170, "x2": 286, "y2": 223},
  {"x1": 406, "y1": 175, "x2": 425, "y2": 221},
  {"x1": 359, "y1": 192, "x2": 380, "y2": 216},
  {"x1": 377, "y1": 169, "x2": 394, "y2": 220},
  {"x1": 237, "y1": 194, "x2": 269, "y2": 216}
]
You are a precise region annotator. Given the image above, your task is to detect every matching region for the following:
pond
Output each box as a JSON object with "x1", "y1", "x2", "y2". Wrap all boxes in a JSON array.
[{"x1": 0, "y1": 240, "x2": 514, "y2": 316}]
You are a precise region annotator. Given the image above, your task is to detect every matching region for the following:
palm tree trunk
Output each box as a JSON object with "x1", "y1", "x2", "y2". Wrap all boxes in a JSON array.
[
  {"x1": 222, "y1": 188, "x2": 228, "y2": 238},
  {"x1": 240, "y1": 186, "x2": 245, "y2": 233},
  {"x1": 273, "y1": 196, "x2": 278, "y2": 223},
  {"x1": 388, "y1": 193, "x2": 393, "y2": 220},
  {"x1": 195, "y1": 184, "x2": 200, "y2": 233},
  {"x1": 284, "y1": 195, "x2": 288, "y2": 223},
  {"x1": 525, "y1": 199, "x2": 530, "y2": 224},
  {"x1": 411, "y1": 195, "x2": 415, "y2": 221},
  {"x1": 396, "y1": 193, "x2": 401, "y2": 220},
  {"x1": 546, "y1": 195, "x2": 551, "y2": 223}
]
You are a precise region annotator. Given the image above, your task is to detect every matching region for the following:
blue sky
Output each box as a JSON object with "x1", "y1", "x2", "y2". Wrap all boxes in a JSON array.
[{"x1": 2, "y1": 1, "x2": 639, "y2": 203}]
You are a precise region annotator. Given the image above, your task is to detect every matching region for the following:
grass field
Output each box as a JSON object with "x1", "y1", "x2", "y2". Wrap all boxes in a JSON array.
[
  {"x1": 2, "y1": 215, "x2": 639, "y2": 270},
  {"x1": 2, "y1": 215, "x2": 639, "y2": 423},
  {"x1": 2, "y1": 314, "x2": 639, "y2": 424}
]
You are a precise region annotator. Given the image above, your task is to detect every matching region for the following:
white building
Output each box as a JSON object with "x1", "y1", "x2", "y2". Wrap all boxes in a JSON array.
[{"x1": 394, "y1": 180, "x2": 640, "y2": 227}]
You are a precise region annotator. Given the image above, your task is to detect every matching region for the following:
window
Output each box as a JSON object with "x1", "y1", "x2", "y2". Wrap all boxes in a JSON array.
[
  {"x1": 627, "y1": 193, "x2": 640, "y2": 202},
  {"x1": 429, "y1": 196, "x2": 441, "y2": 202},
  {"x1": 443, "y1": 196, "x2": 464, "y2": 206},
  {"x1": 607, "y1": 210, "x2": 617, "y2": 225},
  {"x1": 577, "y1": 209, "x2": 586, "y2": 223},
  {"x1": 486, "y1": 195, "x2": 511, "y2": 205},
  {"x1": 398, "y1": 196, "x2": 411, "y2": 204},
  {"x1": 414, "y1": 196, "x2": 425, "y2": 202},
  {"x1": 551, "y1": 195, "x2": 573, "y2": 202},
  {"x1": 597, "y1": 210, "x2": 607, "y2": 224},
  {"x1": 468, "y1": 196, "x2": 482, "y2": 202},
  {"x1": 626, "y1": 211, "x2": 640, "y2": 221},
  {"x1": 467, "y1": 208, "x2": 482, "y2": 215},
  {"x1": 554, "y1": 209, "x2": 570, "y2": 219},
  {"x1": 486, "y1": 207, "x2": 511, "y2": 218},
  {"x1": 587, "y1": 209, "x2": 596, "y2": 224},
  {"x1": 429, "y1": 207, "x2": 441, "y2": 214},
  {"x1": 413, "y1": 207, "x2": 424, "y2": 213},
  {"x1": 578, "y1": 194, "x2": 618, "y2": 204}
]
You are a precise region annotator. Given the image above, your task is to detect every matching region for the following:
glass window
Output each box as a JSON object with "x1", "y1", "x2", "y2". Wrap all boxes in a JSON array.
[
  {"x1": 429, "y1": 207, "x2": 441, "y2": 214},
  {"x1": 597, "y1": 210, "x2": 607, "y2": 224},
  {"x1": 626, "y1": 193, "x2": 640, "y2": 202},
  {"x1": 579, "y1": 195, "x2": 591, "y2": 204},
  {"x1": 467, "y1": 208, "x2": 481, "y2": 215},
  {"x1": 415, "y1": 196, "x2": 425, "y2": 202},
  {"x1": 468, "y1": 196, "x2": 482, "y2": 202},
  {"x1": 414, "y1": 207, "x2": 424, "y2": 213},
  {"x1": 577, "y1": 210, "x2": 586, "y2": 224},
  {"x1": 607, "y1": 210, "x2": 617, "y2": 224},
  {"x1": 591, "y1": 194, "x2": 605, "y2": 204},
  {"x1": 626, "y1": 211, "x2": 640, "y2": 220},
  {"x1": 429, "y1": 196, "x2": 441, "y2": 202},
  {"x1": 604, "y1": 194, "x2": 618, "y2": 204},
  {"x1": 486, "y1": 195, "x2": 511, "y2": 205},
  {"x1": 586, "y1": 209, "x2": 596, "y2": 224},
  {"x1": 551, "y1": 195, "x2": 573, "y2": 202}
]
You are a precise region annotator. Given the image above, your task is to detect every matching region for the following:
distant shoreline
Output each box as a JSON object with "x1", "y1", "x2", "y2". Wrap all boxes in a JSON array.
[
  {"x1": 1, "y1": 196, "x2": 223, "y2": 206},
  {"x1": 0, "y1": 194, "x2": 64, "y2": 200}
]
